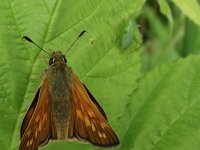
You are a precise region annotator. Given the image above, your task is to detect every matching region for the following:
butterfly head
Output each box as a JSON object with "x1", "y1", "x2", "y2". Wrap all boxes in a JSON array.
[{"x1": 49, "y1": 51, "x2": 67, "y2": 65}]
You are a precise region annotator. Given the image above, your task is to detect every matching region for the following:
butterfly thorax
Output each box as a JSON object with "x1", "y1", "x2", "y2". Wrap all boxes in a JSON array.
[{"x1": 47, "y1": 52, "x2": 73, "y2": 139}]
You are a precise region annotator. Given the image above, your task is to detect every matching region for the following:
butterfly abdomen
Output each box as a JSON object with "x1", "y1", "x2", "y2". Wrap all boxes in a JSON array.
[{"x1": 51, "y1": 97, "x2": 71, "y2": 139}]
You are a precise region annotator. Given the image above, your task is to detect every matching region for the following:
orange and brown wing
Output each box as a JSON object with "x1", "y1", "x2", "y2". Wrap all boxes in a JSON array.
[
  {"x1": 83, "y1": 84, "x2": 107, "y2": 121},
  {"x1": 19, "y1": 76, "x2": 54, "y2": 150},
  {"x1": 20, "y1": 87, "x2": 40, "y2": 138},
  {"x1": 68, "y1": 74, "x2": 120, "y2": 147}
]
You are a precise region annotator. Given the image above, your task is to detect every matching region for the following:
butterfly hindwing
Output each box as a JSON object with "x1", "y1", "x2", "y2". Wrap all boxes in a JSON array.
[
  {"x1": 83, "y1": 84, "x2": 107, "y2": 121},
  {"x1": 68, "y1": 74, "x2": 119, "y2": 147},
  {"x1": 19, "y1": 76, "x2": 53, "y2": 150}
]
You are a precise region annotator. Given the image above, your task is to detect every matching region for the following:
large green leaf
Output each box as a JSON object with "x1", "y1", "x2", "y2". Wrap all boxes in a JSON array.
[
  {"x1": 0, "y1": 0, "x2": 144, "y2": 150},
  {"x1": 122, "y1": 55, "x2": 200, "y2": 150}
]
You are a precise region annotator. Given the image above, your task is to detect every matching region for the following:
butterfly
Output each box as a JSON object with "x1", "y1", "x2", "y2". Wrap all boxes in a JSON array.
[{"x1": 19, "y1": 32, "x2": 120, "y2": 150}]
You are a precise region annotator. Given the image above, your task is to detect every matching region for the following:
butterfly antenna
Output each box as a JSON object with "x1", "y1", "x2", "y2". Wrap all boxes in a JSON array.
[
  {"x1": 65, "y1": 30, "x2": 87, "y2": 54},
  {"x1": 22, "y1": 36, "x2": 51, "y2": 56}
]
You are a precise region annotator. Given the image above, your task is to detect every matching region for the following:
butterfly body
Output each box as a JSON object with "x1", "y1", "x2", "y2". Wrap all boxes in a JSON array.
[
  {"x1": 19, "y1": 46, "x2": 119, "y2": 150},
  {"x1": 47, "y1": 52, "x2": 72, "y2": 139}
]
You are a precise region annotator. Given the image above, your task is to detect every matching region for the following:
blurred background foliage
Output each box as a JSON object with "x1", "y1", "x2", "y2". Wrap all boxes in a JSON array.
[{"x1": 140, "y1": 0, "x2": 200, "y2": 72}]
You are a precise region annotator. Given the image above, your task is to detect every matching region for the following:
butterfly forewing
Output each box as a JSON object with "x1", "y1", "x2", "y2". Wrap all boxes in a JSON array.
[
  {"x1": 68, "y1": 74, "x2": 120, "y2": 147},
  {"x1": 20, "y1": 87, "x2": 40, "y2": 138},
  {"x1": 19, "y1": 76, "x2": 53, "y2": 150}
]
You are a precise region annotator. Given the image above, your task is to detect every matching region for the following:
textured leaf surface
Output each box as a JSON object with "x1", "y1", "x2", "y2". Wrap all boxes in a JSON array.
[
  {"x1": 122, "y1": 55, "x2": 200, "y2": 150},
  {"x1": 0, "y1": 0, "x2": 144, "y2": 149}
]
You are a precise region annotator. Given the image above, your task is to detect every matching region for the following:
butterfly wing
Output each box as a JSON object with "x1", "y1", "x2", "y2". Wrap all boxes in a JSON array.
[
  {"x1": 19, "y1": 76, "x2": 54, "y2": 150},
  {"x1": 68, "y1": 74, "x2": 119, "y2": 147},
  {"x1": 83, "y1": 84, "x2": 107, "y2": 121},
  {"x1": 20, "y1": 87, "x2": 40, "y2": 138}
]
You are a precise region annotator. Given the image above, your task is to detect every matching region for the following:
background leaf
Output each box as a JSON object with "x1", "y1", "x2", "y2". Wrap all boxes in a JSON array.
[
  {"x1": 181, "y1": 18, "x2": 200, "y2": 57},
  {"x1": 0, "y1": 0, "x2": 144, "y2": 149},
  {"x1": 171, "y1": 0, "x2": 200, "y2": 27},
  {"x1": 157, "y1": 0, "x2": 173, "y2": 24}
]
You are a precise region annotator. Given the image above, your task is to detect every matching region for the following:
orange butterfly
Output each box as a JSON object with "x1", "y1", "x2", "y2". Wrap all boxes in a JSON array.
[{"x1": 19, "y1": 32, "x2": 119, "y2": 150}]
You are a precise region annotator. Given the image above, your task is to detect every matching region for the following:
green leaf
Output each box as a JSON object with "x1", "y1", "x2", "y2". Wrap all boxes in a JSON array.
[
  {"x1": 122, "y1": 55, "x2": 200, "y2": 150},
  {"x1": 171, "y1": 0, "x2": 200, "y2": 27},
  {"x1": 157, "y1": 0, "x2": 173, "y2": 25},
  {"x1": 181, "y1": 18, "x2": 200, "y2": 57},
  {"x1": 0, "y1": 0, "x2": 144, "y2": 150}
]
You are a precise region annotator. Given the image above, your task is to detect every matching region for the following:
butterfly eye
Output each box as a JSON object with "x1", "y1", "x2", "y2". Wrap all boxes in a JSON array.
[
  {"x1": 62, "y1": 56, "x2": 67, "y2": 63},
  {"x1": 49, "y1": 57, "x2": 55, "y2": 65}
]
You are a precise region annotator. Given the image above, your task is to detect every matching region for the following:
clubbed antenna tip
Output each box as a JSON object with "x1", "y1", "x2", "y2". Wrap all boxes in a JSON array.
[
  {"x1": 65, "y1": 30, "x2": 87, "y2": 54},
  {"x1": 79, "y1": 30, "x2": 87, "y2": 37},
  {"x1": 22, "y1": 36, "x2": 51, "y2": 56}
]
